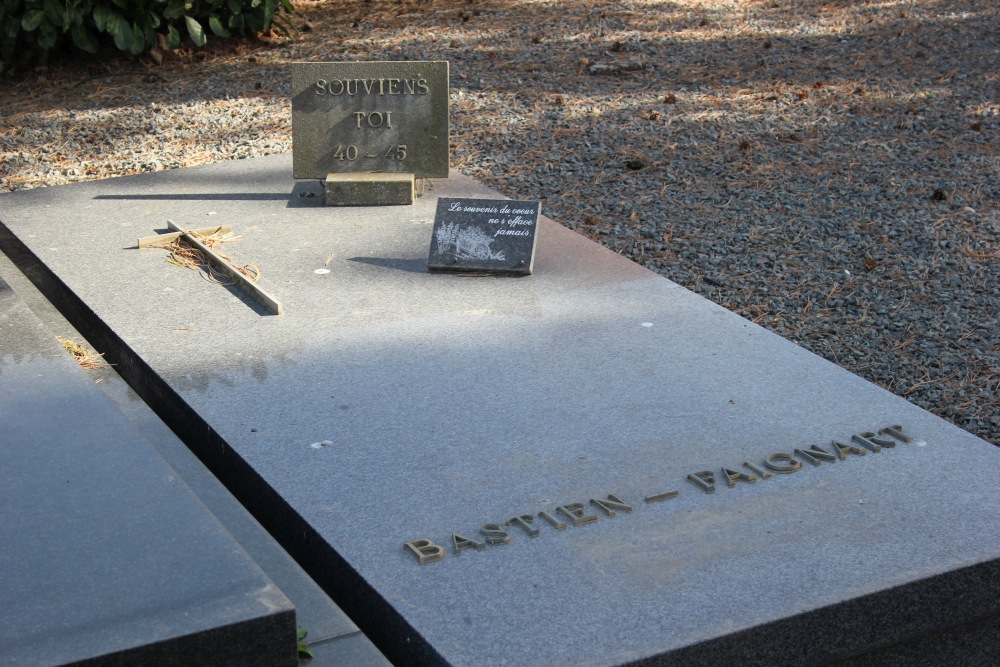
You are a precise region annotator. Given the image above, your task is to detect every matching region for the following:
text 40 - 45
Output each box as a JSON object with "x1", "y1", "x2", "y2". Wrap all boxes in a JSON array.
[{"x1": 334, "y1": 144, "x2": 407, "y2": 161}]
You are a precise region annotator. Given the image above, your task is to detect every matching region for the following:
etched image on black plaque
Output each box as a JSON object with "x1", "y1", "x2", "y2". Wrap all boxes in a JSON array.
[{"x1": 428, "y1": 198, "x2": 540, "y2": 275}]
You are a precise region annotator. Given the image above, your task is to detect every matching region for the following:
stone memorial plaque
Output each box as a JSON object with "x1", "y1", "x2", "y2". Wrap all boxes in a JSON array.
[
  {"x1": 428, "y1": 197, "x2": 540, "y2": 274},
  {"x1": 292, "y1": 61, "x2": 449, "y2": 180}
]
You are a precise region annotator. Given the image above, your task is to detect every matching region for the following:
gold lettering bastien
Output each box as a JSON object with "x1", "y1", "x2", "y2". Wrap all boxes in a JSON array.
[{"x1": 403, "y1": 424, "x2": 923, "y2": 565}]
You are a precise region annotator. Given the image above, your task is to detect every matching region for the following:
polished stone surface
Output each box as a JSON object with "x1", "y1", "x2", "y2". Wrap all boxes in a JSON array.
[
  {"x1": 0, "y1": 275, "x2": 296, "y2": 667},
  {"x1": 2, "y1": 153, "x2": 998, "y2": 666}
]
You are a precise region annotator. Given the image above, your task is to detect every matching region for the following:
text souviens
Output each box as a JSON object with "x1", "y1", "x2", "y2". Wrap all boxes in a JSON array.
[{"x1": 315, "y1": 78, "x2": 430, "y2": 96}]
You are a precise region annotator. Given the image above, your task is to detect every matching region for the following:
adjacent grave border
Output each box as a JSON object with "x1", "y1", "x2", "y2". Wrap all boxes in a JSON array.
[{"x1": 0, "y1": 220, "x2": 450, "y2": 666}]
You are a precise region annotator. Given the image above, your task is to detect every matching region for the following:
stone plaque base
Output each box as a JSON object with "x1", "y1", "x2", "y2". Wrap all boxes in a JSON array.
[{"x1": 325, "y1": 172, "x2": 415, "y2": 206}]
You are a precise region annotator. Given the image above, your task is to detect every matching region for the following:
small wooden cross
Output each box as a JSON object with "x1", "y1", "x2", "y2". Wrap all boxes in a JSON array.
[{"x1": 138, "y1": 221, "x2": 284, "y2": 316}]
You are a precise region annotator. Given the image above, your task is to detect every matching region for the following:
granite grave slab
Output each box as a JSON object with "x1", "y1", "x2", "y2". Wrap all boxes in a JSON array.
[
  {"x1": 0, "y1": 274, "x2": 296, "y2": 666},
  {"x1": 1, "y1": 153, "x2": 998, "y2": 666}
]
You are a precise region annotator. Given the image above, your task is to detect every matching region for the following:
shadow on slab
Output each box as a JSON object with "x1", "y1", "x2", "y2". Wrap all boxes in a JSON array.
[
  {"x1": 93, "y1": 182, "x2": 325, "y2": 208},
  {"x1": 347, "y1": 257, "x2": 428, "y2": 274}
]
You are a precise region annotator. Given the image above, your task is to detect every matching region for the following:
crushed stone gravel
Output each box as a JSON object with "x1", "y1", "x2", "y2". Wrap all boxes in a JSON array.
[{"x1": 1, "y1": 0, "x2": 997, "y2": 444}]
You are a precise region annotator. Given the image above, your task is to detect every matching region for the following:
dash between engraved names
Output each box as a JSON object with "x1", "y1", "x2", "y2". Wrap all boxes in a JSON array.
[{"x1": 403, "y1": 424, "x2": 921, "y2": 565}]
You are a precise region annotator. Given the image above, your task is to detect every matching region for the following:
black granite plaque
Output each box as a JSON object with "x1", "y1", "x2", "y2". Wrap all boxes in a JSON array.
[{"x1": 427, "y1": 197, "x2": 540, "y2": 275}]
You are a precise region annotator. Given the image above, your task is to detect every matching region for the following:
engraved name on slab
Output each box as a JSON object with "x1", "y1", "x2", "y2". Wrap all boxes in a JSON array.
[{"x1": 403, "y1": 424, "x2": 923, "y2": 564}]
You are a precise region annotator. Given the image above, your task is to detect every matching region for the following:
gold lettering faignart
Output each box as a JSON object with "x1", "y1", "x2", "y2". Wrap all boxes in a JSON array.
[{"x1": 402, "y1": 425, "x2": 921, "y2": 565}]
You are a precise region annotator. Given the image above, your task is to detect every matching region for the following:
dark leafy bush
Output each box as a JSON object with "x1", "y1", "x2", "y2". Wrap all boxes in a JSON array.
[{"x1": 1, "y1": 0, "x2": 296, "y2": 74}]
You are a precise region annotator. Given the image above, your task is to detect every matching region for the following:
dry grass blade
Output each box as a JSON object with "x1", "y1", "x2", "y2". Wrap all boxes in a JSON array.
[{"x1": 56, "y1": 337, "x2": 108, "y2": 370}]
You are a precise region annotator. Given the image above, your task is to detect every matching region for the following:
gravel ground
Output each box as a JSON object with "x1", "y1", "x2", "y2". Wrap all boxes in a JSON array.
[{"x1": 1, "y1": 0, "x2": 997, "y2": 444}]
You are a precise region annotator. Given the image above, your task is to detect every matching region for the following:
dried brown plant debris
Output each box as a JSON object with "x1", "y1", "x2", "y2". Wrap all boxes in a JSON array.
[
  {"x1": 57, "y1": 337, "x2": 107, "y2": 370},
  {"x1": 151, "y1": 230, "x2": 261, "y2": 285}
]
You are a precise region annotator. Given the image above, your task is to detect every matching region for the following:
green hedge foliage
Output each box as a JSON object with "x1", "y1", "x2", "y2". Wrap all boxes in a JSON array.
[{"x1": 1, "y1": 0, "x2": 295, "y2": 74}]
